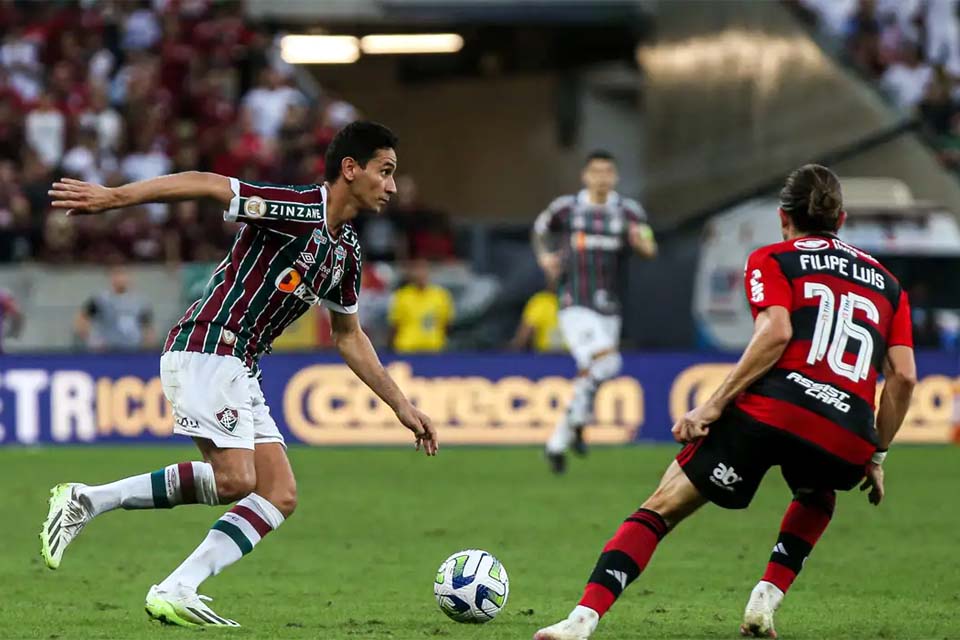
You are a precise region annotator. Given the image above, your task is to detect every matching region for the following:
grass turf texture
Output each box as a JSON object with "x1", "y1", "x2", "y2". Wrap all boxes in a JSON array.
[{"x1": 3, "y1": 445, "x2": 957, "y2": 640}]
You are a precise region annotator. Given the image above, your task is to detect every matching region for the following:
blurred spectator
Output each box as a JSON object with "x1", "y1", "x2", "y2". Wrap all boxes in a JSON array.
[
  {"x1": 121, "y1": 1, "x2": 162, "y2": 52},
  {"x1": 391, "y1": 175, "x2": 456, "y2": 261},
  {"x1": 0, "y1": 286, "x2": 22, "y2": 353},
  {"x1": 388, "y1": 259, "x2": 455, "y2": 353},
  {"x1": 881, "y1": 43, "x2": 933, "y2": 110},
  {"x1": 0, "y1": 93, "x2": 22, "y2": 162},
  {"x1": 241, "y1": 68, "x2": 304, "y2": 141},
  {"x1": 62, "y1": 125, "x2": 120, "y2": 185},
  {"x1": 121, "y1": 132, "x2": 172, "y2": 221},
  {"x1": 25, "y1": 92, "x2": 65, "y2": 168},
  {"x1": 1, "y1": 24, "x2": 42, "y2": 103},
  {"x1": 0, "y1": 159, "x2": 31, "y2": 261},
  {"x1": 79, "y1": 86, "x2": 123, "y2": 153},
  {"x1": 510, "y1": 281, "x2": 564, "y2": 352},
  {"x1": 74, "y1": 266, "x2": 155, "y2": 351},
  {"x1": 926, "y1": 0, "x2": 960, "y2": 74}
]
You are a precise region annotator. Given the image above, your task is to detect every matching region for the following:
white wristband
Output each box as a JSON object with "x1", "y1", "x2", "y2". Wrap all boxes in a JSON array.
[{"x1": 871, "y1": 450, "x2": 888, "y2": 465}]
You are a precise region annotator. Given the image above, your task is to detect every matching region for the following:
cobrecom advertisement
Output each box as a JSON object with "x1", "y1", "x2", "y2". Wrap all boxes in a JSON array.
[{"x1": 0, "y1": 353, "x2": 954, "y2": 446}]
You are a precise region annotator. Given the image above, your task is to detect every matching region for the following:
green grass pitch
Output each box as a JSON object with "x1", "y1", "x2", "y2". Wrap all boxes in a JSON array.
[{"x1": 3, "y1": 445, "x2": 958, "y2": 639}]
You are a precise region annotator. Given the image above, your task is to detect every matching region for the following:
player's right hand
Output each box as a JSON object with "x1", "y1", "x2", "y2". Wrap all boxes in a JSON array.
[
  {"x1": 395, "y1": 403, "x2": 439, "y2": 456},
  {"x1": 537, "y1": 252, "x2": 562, "y2": 281},
  {"x1": 860, "y1": 462, "x2": 884, "y2": 505},
  {"x1": 49, "y1": 178, "x2": 117, "y2": 216}
]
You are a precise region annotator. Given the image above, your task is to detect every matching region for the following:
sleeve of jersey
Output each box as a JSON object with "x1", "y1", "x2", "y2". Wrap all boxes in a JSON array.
[
  {"x1": 223, "y1": 177, "x2": 325, "y2": 234},
  {"x1": 744, "y1": 250, "x2": 792, "y2": 312},
  {"x1": 888, "y1": 288, "x2": 914, "y2": 348},
  {"x1": 320, "y1": 254, "x2": 362, "y2": 315},
  {"x1": 532, "y1": 198, "x2": 568, "y2": 235},
  {"x1": 624, "y1": 199, "x2": 649, "y2": 225}
]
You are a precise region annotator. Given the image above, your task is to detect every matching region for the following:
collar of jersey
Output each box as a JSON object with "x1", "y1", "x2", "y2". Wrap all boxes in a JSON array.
[{"x1": 577, "y1": 189, "x2": 620, "y2": 206}]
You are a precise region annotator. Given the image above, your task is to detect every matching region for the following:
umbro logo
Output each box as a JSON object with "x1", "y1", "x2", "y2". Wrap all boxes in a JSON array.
[
  {"x1": 710, "y1": 462, "x2": 742, "y2": 490},
  {"x1": 299, "y1": 252, "x2": 315, "y2": 265},
  {"x1": 605, "y1": 569, "x2": 628, "y2": 590}
]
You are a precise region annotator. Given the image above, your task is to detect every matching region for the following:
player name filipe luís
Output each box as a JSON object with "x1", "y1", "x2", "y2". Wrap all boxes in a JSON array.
[{"x1": 798, "y1": 253, "x2": 885, "y2": 289}]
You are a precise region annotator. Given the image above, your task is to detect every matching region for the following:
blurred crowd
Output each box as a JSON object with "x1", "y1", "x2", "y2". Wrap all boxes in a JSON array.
[
  {"x1": 795, "y1": 0, "x2": 960, "y2": 174},
  {"x1": 0, "y1": 0, "x2": 457, "y2": 266}
]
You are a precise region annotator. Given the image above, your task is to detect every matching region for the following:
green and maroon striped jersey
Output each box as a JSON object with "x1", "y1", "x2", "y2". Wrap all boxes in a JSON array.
[
  {"x1": 164, "y1": 178, "x2": 362, "y2": 375},
  {"x1": 533, "y1": 190, "x2": 647, "y2": 315}
]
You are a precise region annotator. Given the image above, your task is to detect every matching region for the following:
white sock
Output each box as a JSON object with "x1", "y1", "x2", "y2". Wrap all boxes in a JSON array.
[
  {"x1": 79, "y1": 462, "x2": 218, "y2": 517},
  {"x1": 159, "y1": 493, "x2": 285, "y2": 592},
  {"x1": 546, "y1": 412, "x2": 574, "y2": 454}
]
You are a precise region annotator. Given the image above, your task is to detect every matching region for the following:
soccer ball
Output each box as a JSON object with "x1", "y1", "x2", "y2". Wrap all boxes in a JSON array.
[{"x1": 434, "y1": 549, "x2": 509, "y2": 623}]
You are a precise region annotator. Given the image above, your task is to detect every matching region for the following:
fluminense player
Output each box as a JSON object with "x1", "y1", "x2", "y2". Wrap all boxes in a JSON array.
[
  {"x1": 534, "y1": 164, "x2": 916, "y2": 639},
  {"x1": 42, "y1": 122, "x2": 438, "y2": 628},
  {"x1": 532, "y1": 151, "x2": 657, "y2": 474}
]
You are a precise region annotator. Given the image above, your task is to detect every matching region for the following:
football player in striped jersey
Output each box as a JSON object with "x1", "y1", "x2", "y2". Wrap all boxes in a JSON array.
[
  {"x1": 533, "y1": 151, "x2": 657, "y2": 473},
  {"x1": 534, "y1": 165, "x2": 916, "y2": 640},
  {"x1": 43, "y1": 121, "x2": 438, "y2": 628}
]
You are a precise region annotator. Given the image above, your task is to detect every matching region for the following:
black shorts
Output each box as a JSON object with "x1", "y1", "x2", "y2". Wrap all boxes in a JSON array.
[{"x1": 676, "y1": 408, "x2": 867, "y2": 509}]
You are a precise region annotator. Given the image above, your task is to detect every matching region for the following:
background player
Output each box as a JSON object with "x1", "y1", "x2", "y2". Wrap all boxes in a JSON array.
[
  {"x1": 532, "y1": 151, "x2": 657, "y2": 473},
  {"x1": 41, "y1": 121, "x2": 438, "y2": 628},
  {"x1": 534, "y1": 164, "x2": 917, "y2": 640}
]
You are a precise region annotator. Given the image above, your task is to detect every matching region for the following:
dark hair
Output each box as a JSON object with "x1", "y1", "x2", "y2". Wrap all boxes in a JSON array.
[
  {"x1": 779, "y1": 164, "x2": 843, "y2": 233},
  {"x1": 324, "y1": 121, "x2": 399, "y2": 183},
  {"x1": 585, "y1": 150, "x2": 616, "y2": 166}
]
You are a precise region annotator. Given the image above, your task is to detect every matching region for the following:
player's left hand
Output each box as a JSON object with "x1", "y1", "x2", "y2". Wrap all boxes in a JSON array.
[
  {"x1": 672, "y1": 402, "x2": 722, "y2": 443},
  {"x1": 860, "y1": 462, "x2": 884, "y2": 505},
  {"x1": 395, "y1": 403, "x2": 439, "y2": 456}
]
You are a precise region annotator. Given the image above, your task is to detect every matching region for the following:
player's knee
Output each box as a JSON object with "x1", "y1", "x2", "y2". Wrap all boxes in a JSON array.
[
  {"x1": 794, "y1": 488, "x2": 836, "y2": 517},
  {"x1": 215, "y1": 469, "x2": 257, "y2": 503},
  {"x1": 588, "y1": 351, "x2": 622, "y2": 382},
  {"x1": 641, "y1": 489, "x2": 686, "y2": 531}
]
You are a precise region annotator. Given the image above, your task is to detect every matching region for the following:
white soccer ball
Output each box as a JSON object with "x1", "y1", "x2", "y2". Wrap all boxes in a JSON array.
[{"x1": 434, "y1": 549, "x2": 509, "y2": 623}]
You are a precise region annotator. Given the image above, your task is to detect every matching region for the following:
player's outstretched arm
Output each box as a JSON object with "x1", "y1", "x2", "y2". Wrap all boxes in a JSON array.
[
  {"x1": 49, "y1": 172, "x2": 234, "y2": 216},
  {"x1": 672, "y1": 306, "x2": 792, "y2": 443},
  {"x1": 329, "y1": 309, "x2": 438, "y2": 455}
]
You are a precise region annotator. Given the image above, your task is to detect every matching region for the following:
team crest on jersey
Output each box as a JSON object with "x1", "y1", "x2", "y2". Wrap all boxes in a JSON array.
[
  {"x1": 794, "y1": 238, "x2": 830, "y2": 251},
  {"x1": 221, "y1": 329, "x2": 236, "y2": 345},
  {"x1": 330, "y1": 265, "x2": 344, "y2": 286},
  {"x1": 216, "y1": 407, "x2": 239, "y2": 433},
  {"x1": 244, "y1": 196, "x2": 267, "y2": 218}
]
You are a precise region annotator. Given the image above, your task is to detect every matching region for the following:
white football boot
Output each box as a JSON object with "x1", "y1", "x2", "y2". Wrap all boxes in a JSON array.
[
  {"x1": 534, "y1": 605, "x2": 600, "y2": 640},
  {"x1": 740, "y1": 580, "x2": 784, "y2": 638},
  {"x1": 40, "y1": 483, "x2": 93, "y2": 570},
  {"x1": 145, "y1": 584, "x2": 241, "y2": 628}
]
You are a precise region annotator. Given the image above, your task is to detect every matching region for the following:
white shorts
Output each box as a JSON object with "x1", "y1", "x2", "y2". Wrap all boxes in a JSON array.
[
  {"x1": 558, "y1": 306, "x2": 622, "y2": 370},
  {"x1": 160, "y1": 351, "x2": 285, "y2": 450}
]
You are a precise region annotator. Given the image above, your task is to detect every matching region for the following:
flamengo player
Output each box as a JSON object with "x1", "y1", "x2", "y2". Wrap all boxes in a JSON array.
[
  {"x1": 41, "y1": 122, "x2": 438, "y2": 628},
  {"x1": 534, "y1": 164, "x2": 916, "y2": 640},
  {"x1": 533, "y1": 151, "x2": 657, "y2": 473}
]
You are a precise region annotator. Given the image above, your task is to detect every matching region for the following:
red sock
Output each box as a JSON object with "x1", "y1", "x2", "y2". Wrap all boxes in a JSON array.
[
  {"x1": 761, "y1": 490, "x2": 835, "y2": 593},
  {"x1": 579, "y1": 507, "x2": 668, "y2": 617}
]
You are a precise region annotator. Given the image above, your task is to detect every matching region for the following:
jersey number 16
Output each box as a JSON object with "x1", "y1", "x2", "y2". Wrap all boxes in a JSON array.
[{"x1": 804, "y1": 282, "x2": 879, "y2": 383}]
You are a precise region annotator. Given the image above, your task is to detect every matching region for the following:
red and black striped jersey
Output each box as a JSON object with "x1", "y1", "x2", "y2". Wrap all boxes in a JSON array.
[
  {"x1": 735, "y1": 234, "x2": 913, "y2": 466},
  {"x1": 534, "y1": 190, "x2": 647, "y2": 315},
  {"x1": 164, "y1": 178, "x2": 362, "y2": 376}
]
